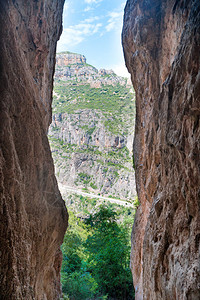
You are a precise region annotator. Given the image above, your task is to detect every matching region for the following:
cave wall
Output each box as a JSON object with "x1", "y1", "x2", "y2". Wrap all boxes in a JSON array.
[
  {"x1": 0, "y1": 1, "x2": 68, "y2": 299},
  {"x1": 122, "y1": 0, "x2": 200, "y2": 299}
]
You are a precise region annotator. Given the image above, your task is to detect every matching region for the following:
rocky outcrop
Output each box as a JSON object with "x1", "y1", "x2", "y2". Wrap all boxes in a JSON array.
[
  {"x1": 49, "y1": 54, "x2": 136, "y2": 202},
  {"x1": 122, "y1": 1, "x2": 200, "y2": 299},
  {"x1": 0, "y1": 1, "x2": 68, "y2": 299},
  {"x1": 49, "y1": 109, "x2": 136, "y2": 200},
  {"x1": 56, "y1": 52, "x2": 87, "y2": 66},
  {"x1": 51, "y1": 110, "x2": 128, "y2": 151},
  {"x1": 55, "y1": 52, "x2": 128, "y2": 87}
]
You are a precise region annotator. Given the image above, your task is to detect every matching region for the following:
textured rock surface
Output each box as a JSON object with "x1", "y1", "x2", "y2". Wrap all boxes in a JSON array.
[
  {"x1": 49, "y1": 53, "x2": 136, "y2": 201},
  {"x1": 0, "y1": 1, "x2": 68, "y2": 299},
  {"x1": 122, "y1": 0, "x2": 200, "y2": 299},
  {"x1": 49, "y1": 110, "x2": 136, "y2": 200},
  {"x1": 57, "y1": 52, "x2": 87, "y2": 66},
  {"x1": 55, "y1": 52, "x2": 127, "y2": 87}
]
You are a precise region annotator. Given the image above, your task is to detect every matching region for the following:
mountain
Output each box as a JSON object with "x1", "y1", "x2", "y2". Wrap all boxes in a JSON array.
[
  {"x1": 55, "y1": 51, "x2": 128, "y2": 87},
  {"x1": 49, "y1": 52, "x2": 136, "y2": 209}
]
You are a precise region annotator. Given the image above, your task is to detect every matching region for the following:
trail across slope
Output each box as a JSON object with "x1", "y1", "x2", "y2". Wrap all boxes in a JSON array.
[{"x1": 58, "y1": 182, "x2": 133, "y2": 207}]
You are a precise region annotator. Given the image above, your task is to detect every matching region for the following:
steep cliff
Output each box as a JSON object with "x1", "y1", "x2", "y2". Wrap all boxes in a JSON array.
[
  {"x1": 0, "y1": 1, "x2": 68, "y2": 299},
  {"x1": 122, "y1": 1, "x2": 200, "y2": 299},
  {"x1": 55, "y1": 51, "x2": 128, "y2": 87},
  {"x1": 49, "y1": 53, "x2": 136, "y2": 202}
]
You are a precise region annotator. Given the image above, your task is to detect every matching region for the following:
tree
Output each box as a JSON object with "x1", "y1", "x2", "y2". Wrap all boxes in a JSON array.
[
  {"x1": 61, "y1": 207, "x2": 134, "y2": 300},
  {"x1": 85, "y1": 205, "x2": 134, "y2": 299},
  {"x1": 61, "y1": 211, "x2": 98, "y2": 299}
]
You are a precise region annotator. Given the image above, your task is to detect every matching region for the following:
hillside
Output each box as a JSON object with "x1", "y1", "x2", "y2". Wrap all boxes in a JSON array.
[{"x1": 49, "y1": 52, "x2": 136, "y2": 210}]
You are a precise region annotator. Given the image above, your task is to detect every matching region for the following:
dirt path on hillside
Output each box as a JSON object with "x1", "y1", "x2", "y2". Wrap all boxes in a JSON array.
[{"x1": 58, "y1": 183, "x2": 134, "y2": 207}]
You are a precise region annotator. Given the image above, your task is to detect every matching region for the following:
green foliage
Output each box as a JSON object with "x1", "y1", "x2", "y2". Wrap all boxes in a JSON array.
[
  {"x1": 61, "y1": 211, "x2": 98, "y2": 299},
  {"x1": 84, "y1": 205, "x2": 134, "y2": 299},
  {"x1": 78, "y1": 172, "x2": 91, "y2": 184},
  {"x1": 78, "y1": 125, "x2": 96, "y2": 136},
  {"x1": 52, "y1": 81, "x2": 135, "y2": 136},
  {"x1": 113, "y1": 170, "x2": 119, "y2": 178},
  {"x1": 61, "y1": 207, "x2": 134, "y2": 300},
  {"x1": 57, "y1": 50, "x2": 81, "y2": 56},
  {"x1": 86, "y1": 126, "x2": 96, "y2": 136},
  {"x1": 90, "y1": 182, "x2": 98, "y2": 189},
  {"x1": 62, "y1": 271, "x2": 98, "y2": 300}
]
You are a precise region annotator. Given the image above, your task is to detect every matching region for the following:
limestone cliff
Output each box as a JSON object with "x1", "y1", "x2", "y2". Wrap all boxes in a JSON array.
[
  {"x1": 56, "y1": 52, "x2": 87, "y2": 66},
  {"x1": 49, "y1": 109, "x2": 136, "y2": 201},
  {"x1": 55, "y1": 52, "x2": 127, "y2": 87},
  {"x1": 0, "y1": 1, "x2": 68, "y2": 299},
  {"x1": 49, "y1": 54, "x2": 136, "y2": 201},
  {"x1": 122, "y1": 0, "x2": 200, "y2": 299}
]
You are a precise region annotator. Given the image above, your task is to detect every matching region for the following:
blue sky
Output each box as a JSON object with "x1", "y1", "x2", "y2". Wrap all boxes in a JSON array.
[{"x1": 57, "y1": 0, "x2": 129, "y2": 77}]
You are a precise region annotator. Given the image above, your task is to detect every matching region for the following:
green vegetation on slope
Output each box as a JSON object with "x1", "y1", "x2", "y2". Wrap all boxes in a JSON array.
[
  {"x1": 49, "y1": 136, "x2": 133, "y2": 195},
  {"x1": 61, "y1": 205, "x2": 135, "y2": 300},
  {"x1": 53, "y1": 81, "x2": 135, "y2": 135},
  {"x1": 49, "y1": 136, "x2": 132, "y2": 165},
  {"x1": 66, "y1": 193, "x2": 136, "y2": 218},
  {"x1": 50, "y1": 55, "x2": 137, "y2": 299}
]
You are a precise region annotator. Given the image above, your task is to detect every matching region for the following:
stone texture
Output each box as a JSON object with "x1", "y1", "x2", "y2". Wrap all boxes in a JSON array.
[
  {"x1": 56, "y1": 52, "x2": 87, "y2": 66},
  {"x1": 55, "y1": 52, "x2": 128, "y2": 87},
  {"x1": 122, "y1": 0, "x2": 200, "y2": 299},
  {"x1": 49, "y1": 54, "x2": 136, "y2": 202},
  {"x1": 0, "y1": 1, "x2": 68, "y2": 299},
  {"x1": 49, "y1": 110, "x2": 136, "y2": 201}
]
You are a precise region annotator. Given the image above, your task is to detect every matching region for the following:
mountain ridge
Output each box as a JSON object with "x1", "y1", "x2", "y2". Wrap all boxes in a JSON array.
[{"x1": 55, "y1": 51, "x2": 130, "y2": 87}]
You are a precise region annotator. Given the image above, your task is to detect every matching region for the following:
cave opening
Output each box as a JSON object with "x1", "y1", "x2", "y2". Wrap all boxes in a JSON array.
[{"x1": 47, "y1": 0, "x2": 137, "y2": 299}]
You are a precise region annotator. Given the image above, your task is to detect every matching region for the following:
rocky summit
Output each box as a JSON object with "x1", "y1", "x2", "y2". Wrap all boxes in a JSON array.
[
  {"x1": 49, "y1": 52, "x2": 136, "y2": 205},
  {"x1": 55, "y1": 51, "x2": 128, "y2": 87}
]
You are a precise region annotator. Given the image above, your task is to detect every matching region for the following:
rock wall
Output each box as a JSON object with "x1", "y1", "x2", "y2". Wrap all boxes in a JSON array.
[
  {"x1": 55, "y1": 52, "x2": 127, "y2": 87},
  {"x1": 56, "y1": 52, "x2": 87, "y2": 66},
  {"x1": 49, "y1": 109, "x2": 136, "y2": 201},
  {"x1": 122, "y1": 1, "x2": 200, "y2": 299},
  {"x1": 51, "y1": 111, "x2": 128, "y2": 151},
  {"x1": 50, "y1": 54, "x2": 136, "y2": 202},
  {"x1": 0, "y1": 1, "x2": 68, "y2": 299}
]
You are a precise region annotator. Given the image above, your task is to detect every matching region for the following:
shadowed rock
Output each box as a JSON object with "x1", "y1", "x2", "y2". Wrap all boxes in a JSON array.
[
  {"x1": 122, "y1": 1, "x2": 200, "y2": 299},
  {"x1": 0, "y1": 1, "x2": 68, "y2": 299}
]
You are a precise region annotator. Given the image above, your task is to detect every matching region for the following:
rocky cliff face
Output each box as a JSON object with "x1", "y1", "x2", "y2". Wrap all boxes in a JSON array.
[
  {"x1": 56, "y1": 52, "x2": 87, "y2": 66},
  {"x1": 49, "y1": 53, "x2": 136, "y2": 201},
  {"x1": 55, "y1": 52, "x2": 127, "y2": 87},
  {"x1": 122, "y1": 1, "x2": 200, "y2": 299},
  {"x1": 49, "y1": 109, "x2": 136, "y2": 200},
  {"x1": 0, "y1": 1, "x2": 68, "y2": 299}
]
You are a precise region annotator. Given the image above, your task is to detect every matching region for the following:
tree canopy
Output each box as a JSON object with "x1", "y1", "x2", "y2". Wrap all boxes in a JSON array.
[{"x1": 61, "y1": 205, "x2": 135, "y2": 300}]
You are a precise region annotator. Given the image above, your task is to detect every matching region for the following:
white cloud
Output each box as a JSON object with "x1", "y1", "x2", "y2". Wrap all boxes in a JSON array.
[
  {"x1": 84, "y1": 16, "x2": 100, "y2": 23},
  {"x1": 109, "y1": 11, "x2": 122, "y2": 19},
  {"x1": 106, "y1": 21, "x2": 115, "y2": 32},
  {"x1": 106, "y1": 11, "x2": 122, "y2": 32},
  {"x1": 57, "y1": 22, "x2": 102, "y2": 51},
  {"x1": 85, "y1": 0, "x2": 103, "y2": 3},
  {"x1": 84, "y1": 6, "x2": 94, "y2": 12}
]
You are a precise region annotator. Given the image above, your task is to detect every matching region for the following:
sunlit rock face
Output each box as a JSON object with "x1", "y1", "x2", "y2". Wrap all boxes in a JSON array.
[
  {"x1": 0, "y1": 1, "x2": 68, "y2": 299},
  {"x1": 122, "y1": 1, "x2": 200, "y2": 299}
]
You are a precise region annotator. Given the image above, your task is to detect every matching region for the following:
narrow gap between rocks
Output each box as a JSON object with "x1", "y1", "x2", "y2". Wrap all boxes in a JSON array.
[{"x1": 48, "y1": 2, "x2": 138, "y2": 299}]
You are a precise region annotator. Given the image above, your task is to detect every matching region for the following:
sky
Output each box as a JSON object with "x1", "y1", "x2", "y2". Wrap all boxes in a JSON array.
[{"x1": 57, "y1": 0, "x2": 129, "y2": 77}]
